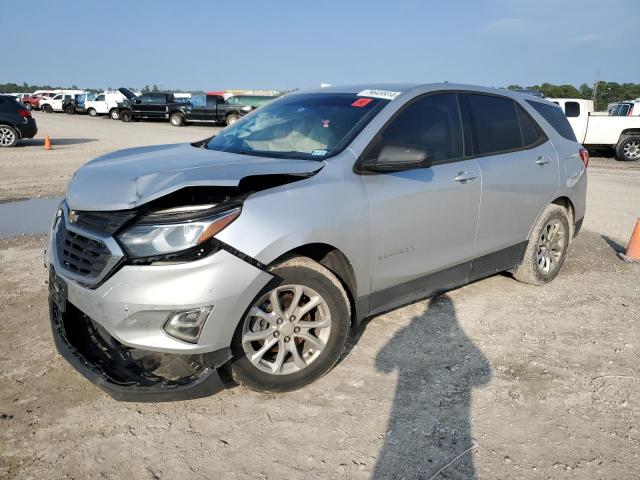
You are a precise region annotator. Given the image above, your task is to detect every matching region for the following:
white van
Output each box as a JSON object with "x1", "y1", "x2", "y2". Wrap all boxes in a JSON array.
[{"x1": 84, "y1": 91, "x2": 128, "y2": 119}]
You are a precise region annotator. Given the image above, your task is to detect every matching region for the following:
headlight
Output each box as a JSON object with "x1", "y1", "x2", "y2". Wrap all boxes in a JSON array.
[
  {"x1": 241, "y1": 105, "x2": 252, "y2": 112},
  {"x1": 117, "y1": 207, "x2": 240, "y2": 259}
]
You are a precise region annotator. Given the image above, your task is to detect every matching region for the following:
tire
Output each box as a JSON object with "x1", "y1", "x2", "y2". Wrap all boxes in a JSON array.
[
  {"x1": 120, "y1": 110, "x2": 132, "y2": 122},
  {"x1": 513, "y1": 204, "x2": 571, "y2": 286},
  {"x1": 109, "y1": 108, "x2": 119, "y2": 120},
  {"x1": 170, "y1": 112, "x2": 184, "y2": 127},
  {"x1": 615, "y1": 135, "x2": 640, "y2": 162},
  {"x1": 42, "y1": 104, "x2": 53, "y2": 114},
  {"x1": 64, "y1": 105, "x2": 75, "y2": 115},
  {"x1": 230, "y1": 256, "x2": 351, "y2": 393},
  {"x1": 225, "y1": 113, "x2": 240, "y2": 126},
  {"x1": 87, "y1": 108, "x2": 97, "y2": 117},
  {"x1": 0, "y1": 125, "x2": 19, "y2": 148},
  {"x1": 24, "y1": 103, "x2": 32, "y2": 111}
]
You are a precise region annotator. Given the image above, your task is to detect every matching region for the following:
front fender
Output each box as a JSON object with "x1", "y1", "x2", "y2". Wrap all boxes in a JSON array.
[{"x1": 215, "y1": 164, "x2": 372, "y2": 296}]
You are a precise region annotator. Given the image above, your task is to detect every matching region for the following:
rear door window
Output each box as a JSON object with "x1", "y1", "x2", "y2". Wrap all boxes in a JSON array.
[
  {"x1": 460, "y1": 94, "x2": 522, "y2": 155},
  {"x1": 565, "y1": 101, "x2": 580, "y2": 117},
  {"x1": 526, "y1": 100, "x2": 578, "y2": 141},
  {"x1": 373, "y1": 93, "x2": 463, "y2": 164}
]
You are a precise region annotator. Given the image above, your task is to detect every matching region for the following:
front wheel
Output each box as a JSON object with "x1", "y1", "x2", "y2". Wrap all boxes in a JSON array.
[
  {"x1": 87, "y1": 108, "x2": 97, "y2": 117},
  {"x1": 65, "y1": 105, "x2": 75, "y2": 115},
  {"x1": 225, "y1": 113, "x2": 240, "y2": 126},
  {"x1": 170, "y1": 112, "x2": 184, "y2": 126},
  {"x1": 615, "y1": 135, "x2": 640, "y2": 162},
  {"x1": 109, "y1": 108, "x2": 119, "y2": 120},
  {"x1": 120, "y1": 110, "x2": 132, "y2": 122},
  {"x1": 513, "y1": 204, "x2": 571, "y2": 286},
  {"x1": 230, "y1": 256, "x2": 351, "y2": 393},
  {"x1": 42, "y1": 105, "x2": 53, "y2": 114},
  {"x1": 24, "y1": 103, "x2": 33, "y2": 111}
]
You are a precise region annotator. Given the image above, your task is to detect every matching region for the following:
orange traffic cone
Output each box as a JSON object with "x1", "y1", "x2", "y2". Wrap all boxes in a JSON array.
[
  {"x1": 44, "y1": 135, "x2": 52, "y2": 150},
  {"x1": 618, "y1": 218, "x2": 640, "y2": 263}
]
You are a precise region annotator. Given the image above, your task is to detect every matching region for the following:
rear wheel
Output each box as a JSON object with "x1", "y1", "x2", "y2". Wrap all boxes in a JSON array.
[
  {"x1": 513, "y1": 204, "x2": 570, "y2": 286},
  {"x1": 42, "y1": 104, "x2": 53, "y2": 114},
  {"x1": 0, "y1": 125, "x2": 18, "y2": 147},
  {"x1": 65, "y1": 105, "x2": 75, "y2": 115},
  {"x1": 120, "y1": 110, "x2": 132, "y2": 122},
  {"x1": 170, "y1": 112, "x2": 184, "y2": 126},
  {"x1": 615, "y1": 135, "x2": 640, "y2": 162},
  {"x1": 225, "y1": 113, "x2": 240, "y2": 126},
  {"x1": 109, "y1": 108, "x2": 119, "y2": 120},
  {"x1": 230, "y1": 256, "x2": 351, "y2": 393}
]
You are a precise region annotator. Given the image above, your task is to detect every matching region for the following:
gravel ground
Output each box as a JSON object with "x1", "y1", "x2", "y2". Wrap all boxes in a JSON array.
[{"x1": 0, "y1": 113, "x2": 639, "y2": 479}]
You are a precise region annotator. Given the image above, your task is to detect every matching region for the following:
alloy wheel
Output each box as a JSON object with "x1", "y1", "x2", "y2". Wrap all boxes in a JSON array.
[
  {"x1": 623, "y1": 140, "x2": 640, "y2": 160},
  {"x1": 241, "y1": 285, "x2": 332, "y2": 375},
  {"x1": 536, "y1": 219, "x2": 566, "y2": 274},
  {"x1": 0, "y1": 127, "x2": 16, "y2": 146}
]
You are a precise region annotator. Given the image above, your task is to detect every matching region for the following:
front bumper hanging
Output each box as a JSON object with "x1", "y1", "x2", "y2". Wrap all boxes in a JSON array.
[{"x1": 49, "y1": 275, "x2": 231, "y2": 402}]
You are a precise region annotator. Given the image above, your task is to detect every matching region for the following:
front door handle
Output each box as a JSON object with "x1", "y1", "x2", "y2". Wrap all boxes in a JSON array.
[
  {"x1": 536, "y1": 156, "x2": 553, "y2": 165},
  {"x1": 454, "y1": 171, "x2": 478, "y2": 182}
]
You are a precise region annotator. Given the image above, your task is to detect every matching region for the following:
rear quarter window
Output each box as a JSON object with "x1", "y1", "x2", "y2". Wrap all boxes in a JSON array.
[
  {"x1": 565, "y1": 101, "x2": 580, "y2": 117},
  {"x1": 526, "y1": 100, "x2": 577, "y2": 142}
]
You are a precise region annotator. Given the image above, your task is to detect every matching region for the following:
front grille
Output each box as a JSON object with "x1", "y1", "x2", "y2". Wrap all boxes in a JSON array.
[{"x1": 55, "y1": 218, "x2": 112, "y2": 278}]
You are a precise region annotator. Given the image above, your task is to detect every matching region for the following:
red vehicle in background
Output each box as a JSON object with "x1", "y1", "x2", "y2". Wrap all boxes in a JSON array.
[{"x1": 21, "y1": 91, "x2": 57, "y2": 111}]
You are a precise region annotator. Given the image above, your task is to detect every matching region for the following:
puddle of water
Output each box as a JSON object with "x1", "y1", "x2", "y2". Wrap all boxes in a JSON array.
[{"x1": 0, "y1": 197, "x2": 62, "y2": 238}]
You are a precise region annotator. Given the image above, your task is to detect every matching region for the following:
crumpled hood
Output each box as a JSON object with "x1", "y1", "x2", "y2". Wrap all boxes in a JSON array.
[{"x1": 66, "y1": 143, "x2": 324, "y2": 211}]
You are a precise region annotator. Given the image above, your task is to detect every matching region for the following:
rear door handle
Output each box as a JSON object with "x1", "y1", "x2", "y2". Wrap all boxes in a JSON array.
[
  {"x1": 454, "y1": 171, "x2": 478, "y2": 182},
  {"x1": 536, "y1": 156, "x2": 553, "y2": 165}
]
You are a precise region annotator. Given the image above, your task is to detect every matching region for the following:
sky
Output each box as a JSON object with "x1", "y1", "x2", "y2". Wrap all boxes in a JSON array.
[{"x1": 2, "y1": 0, "x2": 639, "y2": 91}]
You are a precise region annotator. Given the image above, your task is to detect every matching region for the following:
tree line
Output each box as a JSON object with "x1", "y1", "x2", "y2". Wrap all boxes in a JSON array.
[{"x1": 2, "y1": 81, "x2": 639, "y2": 111}]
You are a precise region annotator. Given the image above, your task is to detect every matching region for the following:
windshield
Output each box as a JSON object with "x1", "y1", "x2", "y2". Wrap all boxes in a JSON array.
[{"x1": 205, "y1": 93, "x2": 388, "y2": 159}]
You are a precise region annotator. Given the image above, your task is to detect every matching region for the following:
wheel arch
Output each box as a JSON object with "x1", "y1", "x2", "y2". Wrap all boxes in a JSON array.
[
  {"x1": 620, "y1": 129, "x2": 640, "y2": 139},
  {"x1": 528, "y1": 196, "x2": 576, "y2": 241},
  {"x1": 269, "y1": 243, "x2": 358, "y2": 325}
]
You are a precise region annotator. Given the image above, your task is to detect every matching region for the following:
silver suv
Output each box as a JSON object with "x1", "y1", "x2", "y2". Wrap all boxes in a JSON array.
[{"x1": 46, "y1": 84, "x2": 587, "y2": 401}]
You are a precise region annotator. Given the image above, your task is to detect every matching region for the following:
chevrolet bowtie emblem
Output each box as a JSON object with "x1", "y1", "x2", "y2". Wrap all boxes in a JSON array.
[{"x1": 69, "y1": 210, "x2": 79, "y2": 223}]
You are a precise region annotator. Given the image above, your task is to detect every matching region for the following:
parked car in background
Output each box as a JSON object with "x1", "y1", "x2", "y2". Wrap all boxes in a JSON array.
[
  {"x1": 168, "y1": 93, "x2": 253, "y2": 126},
  {"x1": 225, "y1": 94, "x2": 278, "y2": 109},
  {"x1": 40, "y1": 90, "x2": 86, "y2": 113},
  {"x1": 21, "y1": 91, "x2": 58, "y2": 110},
  {"x1": 46, "y1": 83, "x2": 586, "y2": 400},
  {"x1": 549, "y1": 98, "x2": 640, "y2": 161},
  {"x1": 117, "y1": 88, "x2": 177, "y2": 122},
  {"x1": 610, "y1": 101, "x2": 639, "y2": 117},
  {"x1": 0, "y1": 95, "x2": 37, "y2": 147},
  {"x1": 84, "y1": 90, "x2": 128, "y2": 119},
  {"x1": 63, "y1": 92, "x2": 97, "y2": 115}
]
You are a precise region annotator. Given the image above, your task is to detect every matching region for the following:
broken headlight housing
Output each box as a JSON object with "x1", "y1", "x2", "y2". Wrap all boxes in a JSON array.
[{"x1": 117, "y1": 206, "x2": 240, "y2": 260}]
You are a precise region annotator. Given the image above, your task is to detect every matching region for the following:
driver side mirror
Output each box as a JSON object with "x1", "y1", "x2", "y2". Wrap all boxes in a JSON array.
[
  {"x1": 360, "y1": 145, "x2": 431, "y2": 172},
  {"x1": 134, "y1": 99, "x2": 141, "y2": 104}
]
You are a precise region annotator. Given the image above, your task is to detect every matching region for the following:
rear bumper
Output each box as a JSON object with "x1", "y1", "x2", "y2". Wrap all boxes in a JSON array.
[
  {"x1": 49, "y1": 295, "x2": 231, "y2": 402},
  {"x1": 16, "y1": 118, "x2": 37, "y2": 139}
]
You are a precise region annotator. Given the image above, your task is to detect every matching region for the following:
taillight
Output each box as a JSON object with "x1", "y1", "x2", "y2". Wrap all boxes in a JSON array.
[
  {"x1": 18, "y1": 109, "x2": 31, "y2": 118},
  {"x1": 579, "y1": 148, "x2": 589, "y2": 168}
]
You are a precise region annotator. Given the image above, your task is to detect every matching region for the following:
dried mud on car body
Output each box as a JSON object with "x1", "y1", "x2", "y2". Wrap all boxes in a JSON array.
[{"x1": 0, "y1": 115, "x2": 639, "y2": 478}]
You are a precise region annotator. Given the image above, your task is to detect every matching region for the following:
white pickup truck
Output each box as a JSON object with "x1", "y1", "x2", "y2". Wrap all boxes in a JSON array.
[{"x1": 549, "y1": 98, "x2": 640, "y2": 161}]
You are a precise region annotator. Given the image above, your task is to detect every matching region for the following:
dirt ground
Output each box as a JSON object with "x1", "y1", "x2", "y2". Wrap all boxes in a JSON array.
[{"x1": 1, "y1": 113, "x2": 639, "y2": 479}]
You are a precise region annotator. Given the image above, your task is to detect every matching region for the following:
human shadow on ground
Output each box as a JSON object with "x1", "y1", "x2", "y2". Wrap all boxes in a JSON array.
[{"x1": 371, "y1": 294, "x2": 492, "y2": 479}]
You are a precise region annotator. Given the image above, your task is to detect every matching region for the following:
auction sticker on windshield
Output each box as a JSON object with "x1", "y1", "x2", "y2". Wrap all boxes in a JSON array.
[{"x1": 357, "y1": 89, "x2": 401, "y2": 100}]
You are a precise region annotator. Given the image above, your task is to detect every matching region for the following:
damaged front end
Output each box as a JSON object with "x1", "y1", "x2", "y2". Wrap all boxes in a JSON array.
[
  {"x1": 48, "y1": 151, "x2": 322, "y2": 400},
  {"x1": 50, "y1": 295, "x2": 231, "y2": 402}
]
